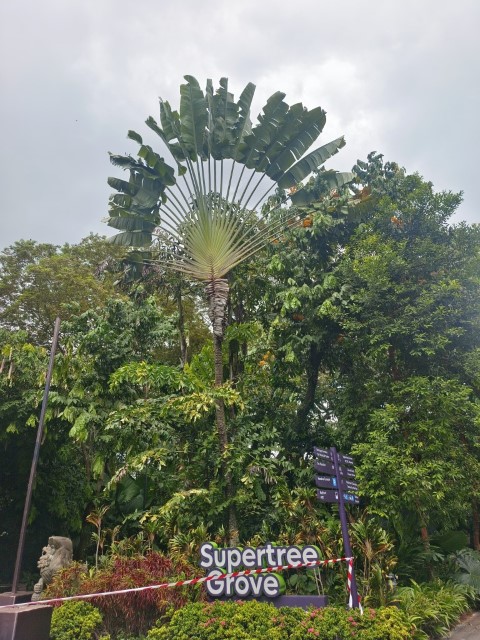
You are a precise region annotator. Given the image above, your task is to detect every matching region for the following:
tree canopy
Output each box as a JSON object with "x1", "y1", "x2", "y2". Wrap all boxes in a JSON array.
[{"x1": 0, "y1": 139, "x2": 479, "y2": 591}]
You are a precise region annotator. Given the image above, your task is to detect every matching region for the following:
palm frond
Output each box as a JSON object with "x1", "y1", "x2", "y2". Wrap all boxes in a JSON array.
[{"x1": 106, "y1": 76, "x2": 354, "y2": 284}]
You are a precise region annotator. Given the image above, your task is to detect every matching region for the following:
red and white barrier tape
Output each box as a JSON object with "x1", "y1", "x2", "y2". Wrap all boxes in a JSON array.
[
  {"x1": 346, "y1": 558, "x2": 363, "y2": 613},
  {"x1": 347, "y1": 557, "x2": 353, "y2": 608},
  {"x1": 0, "y1": 556, "x2": 354, "y2": 609}
]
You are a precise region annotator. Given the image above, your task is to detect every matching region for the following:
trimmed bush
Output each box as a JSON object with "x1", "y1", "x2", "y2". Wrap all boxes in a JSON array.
[
  {"x1": 50, "y1": 601, "x2": 108, "y2": 640},
  {"x1": 291, "y1": 606, "x2": 414, "y2": 640},
  {"x1": 146, "y1": 601, "x2": 415, "y2": 640}
]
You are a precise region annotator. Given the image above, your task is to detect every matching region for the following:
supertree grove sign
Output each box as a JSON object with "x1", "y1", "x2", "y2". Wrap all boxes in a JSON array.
[{"x1": 199, "y1": 542, "x2": 321, "y2": 598}]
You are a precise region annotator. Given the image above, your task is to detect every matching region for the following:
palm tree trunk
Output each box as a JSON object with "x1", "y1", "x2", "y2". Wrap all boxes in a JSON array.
[
  {"x1": 207, "y1": 278, "x2": 238, "y2": 543},
  {"x1": 213, "y1": 333, "x2": 228, "y2": 450},
  {"x1": 175, "y1": 287, "x2": 188, "y2": 368}
]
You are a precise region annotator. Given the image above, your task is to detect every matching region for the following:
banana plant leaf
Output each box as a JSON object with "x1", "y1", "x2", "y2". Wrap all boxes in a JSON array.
[{"x1": 106, "y1": 76, "x2": 355, "y2": 284}]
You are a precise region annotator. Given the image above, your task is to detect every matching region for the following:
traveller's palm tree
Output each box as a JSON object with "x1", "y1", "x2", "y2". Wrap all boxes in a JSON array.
[{"x1": 105, "y1": 76, "x2": 352, "y2": 538}]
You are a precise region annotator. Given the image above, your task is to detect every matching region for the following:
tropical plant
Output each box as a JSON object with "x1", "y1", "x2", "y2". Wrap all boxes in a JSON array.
[
  {"x1": 453, "y1": 548, "x2": 480, "y2": 596},
  {"x1": 105, "y1": 75, "x2": 353, "y2": 540},
  {"x1": 86, "y1": 505, "x2": 110, "y2": 569},
  {"x1": 349, "y1": 514, "x2": 397, "y2": 606},
  {"x1": 393, "y1": 579, "x2": 473, "y2": 638},
  {"x1": 45, "y1": 552, "x2": 202, "y2": 637}
]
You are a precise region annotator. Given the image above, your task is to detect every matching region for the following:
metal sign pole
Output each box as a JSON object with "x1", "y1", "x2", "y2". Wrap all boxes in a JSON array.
[
  {"x1": 330, "y1": 446, "x2": 359, "y2": 608},
  {"x1": 11, "y1": 317, "x2": 61, "y2": 594}
]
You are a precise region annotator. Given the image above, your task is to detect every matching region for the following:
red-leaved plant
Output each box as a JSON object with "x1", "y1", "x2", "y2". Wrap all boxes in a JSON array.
[{"x1": 44, "y1": 552, "x2": 204, "y2": 636}]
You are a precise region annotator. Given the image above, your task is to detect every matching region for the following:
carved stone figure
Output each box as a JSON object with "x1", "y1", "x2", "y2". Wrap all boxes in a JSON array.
[{"x1": 31, "y1": 536, "x2": 73, "y2": 601}]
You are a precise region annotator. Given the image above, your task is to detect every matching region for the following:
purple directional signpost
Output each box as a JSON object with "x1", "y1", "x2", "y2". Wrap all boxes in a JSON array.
[{"x1": 313, "y1": 446, "x2": 360, "y2": 608}]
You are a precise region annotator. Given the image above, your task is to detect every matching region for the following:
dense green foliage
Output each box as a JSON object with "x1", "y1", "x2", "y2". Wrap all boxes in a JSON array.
[
  {"x1": 1, "y1": 156, "x2": 479, "y2": 579},
  {"x1": 50, "y1": 601, "x2": 107, "y2": 640},
  {"x1": 0, "y1": 92, "x2": 479, "y2": 640},
  {"x1": 0, "y1": 235, "x2": 125, "y2": 344},
  {"x1": 48, "y1": 584, "x2": 474, "y2": 640},
  {"x1": 146, "y1": 601, "x2": 415, "y2": 640},
  {"x1": 393, "y1": 580, "x2": 473, "y2": 638}
]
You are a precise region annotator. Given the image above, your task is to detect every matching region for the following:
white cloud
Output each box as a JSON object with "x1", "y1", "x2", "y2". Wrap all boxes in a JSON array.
[{"x1": 0, "y1": 0, "x2": 478, "y2": 247}]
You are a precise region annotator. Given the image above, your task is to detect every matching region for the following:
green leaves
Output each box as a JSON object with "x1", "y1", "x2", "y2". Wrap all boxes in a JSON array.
[
  {"x1": 127, "y1": 130, "x2": 143, "y2": 145},
  {"x1": 109, "y1": 361, "x2": 193, "y2": 394},
  {"x1": 106, "y1": 449, "x2": 168, "y2": 491},
  {"x1": 167, "y1": 385, "x2": 244, "y2": 422},
  {"x1": 265, "y1": 105, "x2": 326, "y2": 181},
  {"x1": 180, "y1": 75, "x2": 208, "y2": 161},
  {"x1": 232, "y1": 81, "x2": 255, "y2": 160},
  {"x1": 278, "y1": 136, "x2": 346, "y2": 188},
  {"x1": 353, "y1": 377, "x2": 480, "y2": 531},
  {"x1": 205, "y1": 76, "x2": 239, "y2": 160},
  {"x1": 107, "y1": 76, "x2": 352, "y2": 277}
]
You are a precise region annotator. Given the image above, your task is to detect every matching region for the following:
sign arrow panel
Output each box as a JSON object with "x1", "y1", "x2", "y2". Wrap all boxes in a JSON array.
[
  {"x1": 315, "y1": 475, "x2": 338, "y2": 489},
  {"x1": 314, "y1": 460, "x2": 335, "y2": 475},
  {"x1": 339, "y1": 454, "x2": 354, "y2": 467},
  {"x1": 315, "y1": 475, "x2": 358, "y2": 492},
  {"x1": 316, "y1": 489, "x2": 339, "y2": 503},
  {"x1": 340, "y1": 465, "x2": 356, "y2": 479},
  {"x1": 316, "y1": 489, "x2": 360, "y2": 505},
  {"x1": 314, "y1": 460, "x2": 356, "y2": 478},
  {"x1": 313, "y1": 447, "x2": 332, "y2": 461}
]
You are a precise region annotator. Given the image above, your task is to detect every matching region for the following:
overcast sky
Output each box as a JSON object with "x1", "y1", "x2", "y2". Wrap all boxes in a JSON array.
[{"x1": 1, "y1": 0, "x2": 478, "y2": 249}]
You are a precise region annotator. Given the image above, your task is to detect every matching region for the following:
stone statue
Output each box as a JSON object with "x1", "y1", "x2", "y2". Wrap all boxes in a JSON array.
[{"x1": 31, "y1": 536, "x2": 73, "y2": 601}]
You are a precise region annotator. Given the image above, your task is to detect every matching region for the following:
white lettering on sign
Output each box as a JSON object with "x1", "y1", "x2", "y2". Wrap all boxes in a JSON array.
[{"x1": 200, "y1": 542, "x2": 322, "y2": 599}]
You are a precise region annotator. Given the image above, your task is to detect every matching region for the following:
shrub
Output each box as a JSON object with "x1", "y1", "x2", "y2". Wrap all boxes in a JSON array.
[
  {"x1": 394, "y1": 579, "x2": 473, "y2": 638},
  {"x1": 453, "y1": 548, "x2": 480, "y2": 596},
  {"x1": 46, "y1": 562, "x2": 89, "y2": 597},
  {"x1": 290, "y1": 606, "x2": 414, "y2": 640},
  {"x1": 45, "y1": 552, "x2": 202, "y2": 637},
  {"x1": 146, "y1": 601, "x2": 415, "y2": 640},
  {"x1": 50, "y1": 601, "x2": 108, "y2": 640},
  {"x1": 146, "y1": 600, "x2": 303, "y2": 640}
]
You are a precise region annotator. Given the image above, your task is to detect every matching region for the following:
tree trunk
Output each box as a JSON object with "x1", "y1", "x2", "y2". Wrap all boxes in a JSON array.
[
  {"x1": 294, "y1": 343, "x2": 322, "y2": 448},
  {"x1": 208, "y1": 279, "x2": 238, "y2": 544},
  {"x1": 213, "y1": 333, "x2": 239, "y2": 543},
  {"x1": 388, "y1": 344, "x2": 401, "y2": 381},
  {"x1": 420, "y1": 526, "x2": 430, "y2": 548},
  {"x1": 213, "y1": 333, "x2": 228, "y2": 450},
  {"x1": 416, "y1": 499, "x2": 430, "y2": 551},
  {"x1": 176, "y1": 287, "x2": 188, "y2": 368},
  {"x1": 473, "y1": 500, "x2": 480, "y2": 551}
]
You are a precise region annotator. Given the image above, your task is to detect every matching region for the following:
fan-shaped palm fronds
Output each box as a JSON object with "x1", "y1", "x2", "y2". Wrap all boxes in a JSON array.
[
  {"x1": 107, "y1": 77, "x2": 352, "y2": 332},
  {"x1": 107, "y1": 75, "x2": 351, "y2": 278}
]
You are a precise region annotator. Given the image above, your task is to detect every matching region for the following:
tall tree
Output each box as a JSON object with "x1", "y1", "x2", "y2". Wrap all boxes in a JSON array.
[
  {"x1": 256, "y1": 175, "x2": 366, "y2": 453},
  {"x1": 0, "y1": 235, "x2": 125, "y2": 344},
  {"x1": 327, "y1": 154, "x2": 480, "y2": 545},
  {"x1": 353, "y1": 377, "x2": 480, "y2": 544},
  {"x1": 105, "y1": 75, "x2": 353, "y2": 539}
]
